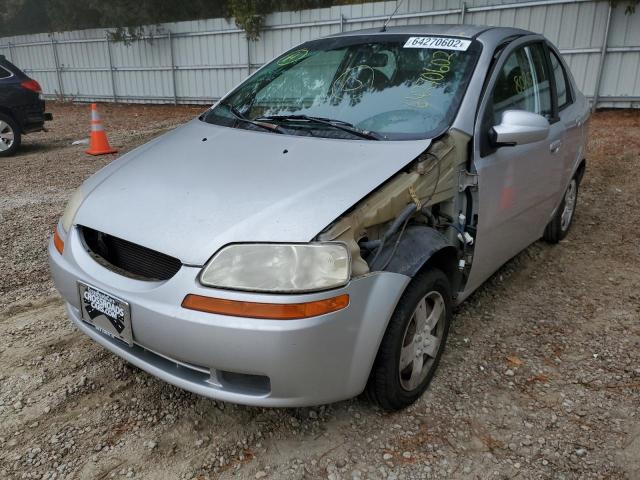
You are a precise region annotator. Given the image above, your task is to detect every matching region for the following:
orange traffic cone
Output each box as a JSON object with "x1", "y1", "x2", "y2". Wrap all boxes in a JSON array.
[{"x1": 86, "y1": 103, "x2": 117, "y2": 155}]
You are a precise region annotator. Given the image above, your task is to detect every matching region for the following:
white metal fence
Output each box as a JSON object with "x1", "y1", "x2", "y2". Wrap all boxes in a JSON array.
[{"x1": 1, "y1": 0, "x2": 639, "y2": 108}]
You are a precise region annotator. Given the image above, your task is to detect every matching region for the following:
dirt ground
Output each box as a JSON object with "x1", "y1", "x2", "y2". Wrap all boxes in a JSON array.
[{"x1": 0, "y1": 102, "x2": 638, "y2": 480}]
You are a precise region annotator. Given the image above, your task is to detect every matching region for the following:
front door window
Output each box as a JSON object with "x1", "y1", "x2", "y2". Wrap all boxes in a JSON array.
[{"x1": 491, "y1": 43, "x2": 552, "y2": 123}]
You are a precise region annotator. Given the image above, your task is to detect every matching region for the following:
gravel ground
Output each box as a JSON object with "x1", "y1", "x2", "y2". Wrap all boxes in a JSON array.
[{"x1": 0, "y1": 103, "x2": 638, "y2": 480}]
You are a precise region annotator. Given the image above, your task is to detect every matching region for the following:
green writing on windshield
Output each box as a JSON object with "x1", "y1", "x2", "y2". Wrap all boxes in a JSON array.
[
  {"x1": 405, "y1": 50, "x2": 454, "y2": 109},
  {"x1": 277, "y1": 49, "x2": 310, "y2": 66}
]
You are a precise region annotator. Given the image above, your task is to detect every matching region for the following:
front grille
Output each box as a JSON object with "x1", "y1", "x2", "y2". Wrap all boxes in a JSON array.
[{"x1": 80, "y1": 226, "x2": 182, "y2": 281}]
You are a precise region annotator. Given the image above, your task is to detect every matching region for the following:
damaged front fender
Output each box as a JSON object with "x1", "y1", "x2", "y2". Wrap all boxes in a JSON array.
[
  {"x1": 317, "y1": 129, "x2": 471, "y2": 278},
  {"x1": 368, "y1": 226, "x2": 455, "y2": 278}
]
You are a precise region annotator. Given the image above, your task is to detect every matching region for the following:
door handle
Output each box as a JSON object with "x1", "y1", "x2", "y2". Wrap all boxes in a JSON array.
[{"x1": 550, "y1": 140, "x2": 562, "y2": 154}]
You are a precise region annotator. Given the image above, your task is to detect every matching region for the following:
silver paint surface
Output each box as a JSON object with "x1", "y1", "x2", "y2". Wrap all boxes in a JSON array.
[
  {"x1": 49, "y1": 234, "x2": 410, "y2": 406},
  {"x1": 74, "y1": 120, "x2": 431, "y2": 266},
  {"x1": 49, "y1": 26, "x2": 590, "y2": 405}
]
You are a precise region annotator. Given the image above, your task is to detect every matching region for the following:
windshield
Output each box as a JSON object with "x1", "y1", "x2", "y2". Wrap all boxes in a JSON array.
[{"x1": 202, "y1": 35, "x2": 480, "y2": 140}]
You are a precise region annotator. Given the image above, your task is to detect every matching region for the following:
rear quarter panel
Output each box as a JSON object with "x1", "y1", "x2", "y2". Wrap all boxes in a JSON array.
[
  {"x1": 0, "y1": 82, "x2": 44, "y2": 130},
  {"x1": 0, "y1": 61, "x2": 43, "y2": 130}
]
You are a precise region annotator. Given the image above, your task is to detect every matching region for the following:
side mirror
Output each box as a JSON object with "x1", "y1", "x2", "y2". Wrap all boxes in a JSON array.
[{"x1": 490, "y1": 110, "x2": 550, "y2": 147}]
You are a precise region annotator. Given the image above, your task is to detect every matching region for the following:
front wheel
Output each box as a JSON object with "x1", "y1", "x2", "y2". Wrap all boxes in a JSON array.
[
  {"x1": 543, "y1": 176, "x2": 579, "y2": 243},
  {"x1": 366, "y1": 268, "x2": 452, "y2": 411},
  {"x1": 0, "y1": 113, "x2": 21, "y2": 157}
]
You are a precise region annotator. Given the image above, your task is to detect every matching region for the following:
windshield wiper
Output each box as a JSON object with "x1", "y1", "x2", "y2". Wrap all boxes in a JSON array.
[
  {"x1": 216, "y1": 102, "x2": 283, "y2": 134},
  {"x1": 256, "y1": 114, "x2": 381, "y2": 140}
]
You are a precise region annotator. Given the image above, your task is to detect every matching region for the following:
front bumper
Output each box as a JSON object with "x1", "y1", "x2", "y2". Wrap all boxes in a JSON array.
[{"x1": 49, "y1": 227, "x2": 410, "y2": 407}]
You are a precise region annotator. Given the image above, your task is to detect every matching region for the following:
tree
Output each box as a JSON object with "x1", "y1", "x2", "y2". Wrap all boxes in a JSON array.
[
  {"x1": 230, "y1": 0, "x2": 337, "y2": 40},
  {"x1": 0, "y1": 0, "x2": 51, "y2": 36},
  {"x1": 0, "y1": 0, "x2": 354, "y2": 40},
  {"x1": 3, "y1": 0, "x2": 635, "y2": 41},
  {"x1": 614, "y1": 0, "x2": 640, "y2": 13}
]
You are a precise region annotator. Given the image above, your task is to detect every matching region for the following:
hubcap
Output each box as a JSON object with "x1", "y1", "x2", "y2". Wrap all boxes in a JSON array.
[
  {"x1": 398, "y1": 291, "x2": 446, "y2": 391},
  {"x1": 560, "y1": 179, "x2": 577, "y2": 231},
  {"x1": 0, "y1": 120, "x2": 14, "y2": 151}
]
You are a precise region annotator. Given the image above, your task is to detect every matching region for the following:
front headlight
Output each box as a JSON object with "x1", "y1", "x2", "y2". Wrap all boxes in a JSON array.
[
  {"x1": 200, "y1": 243, "x2": 350, "y2": 293},
  {"x1": 61, "y1": 186, "x2": 85, "y2": 233}
]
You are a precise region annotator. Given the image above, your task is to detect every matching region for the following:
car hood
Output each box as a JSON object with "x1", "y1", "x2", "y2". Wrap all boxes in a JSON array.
[{"x1": 75, "y1": 120, "x2": 431, "y2": 266}]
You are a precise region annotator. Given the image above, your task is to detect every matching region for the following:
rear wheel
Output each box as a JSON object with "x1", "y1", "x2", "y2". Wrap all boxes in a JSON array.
[
  {"x1": 543, "y1": 176, "x2": 579, "y2": 243},
  {"x1": 366, "y1": 268, "x2": 452, "y2": 411},
  {"x1": 0, "y1": 113, "x2": 20, "y2": 157}
]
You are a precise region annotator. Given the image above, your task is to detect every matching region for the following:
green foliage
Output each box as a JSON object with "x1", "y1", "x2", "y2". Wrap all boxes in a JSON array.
[
  {"x1": 230, "y1": 0, "x2": 338, "y2": 40},
  {"x1": 609, "y1": 0, "x2": 639, "y2": 13},
  {"x1": 229, "y1": 0, "x2": 269, "y2": 40},
  {"x1": 0, "y1": 0, "x2": 637, "y2": 40},
  {"x1": 624, "y1": 0, "x2": 639, "y2": 14},
  {"x1": 106, "y1": 26, "x2": 162, "y2": 45},
  {"x1": 45, "y1": 0, "x2": 230, "y2": 41},
  {"x1": 0, "y1": 0, "x2": 356, "y2": 40},
  {"x1": 0, "y1": 0, "x2": 52, "y2": 36}
]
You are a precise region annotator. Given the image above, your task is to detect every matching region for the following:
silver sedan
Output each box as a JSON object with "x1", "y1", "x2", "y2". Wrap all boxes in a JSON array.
[{"x1": 49, "y1": 25, "x2": 589, "y2": 410}]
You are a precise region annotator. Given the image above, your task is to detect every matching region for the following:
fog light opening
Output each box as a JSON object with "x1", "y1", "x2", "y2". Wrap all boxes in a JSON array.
[{"x1": 218, "y1": 370, "x2": 271, "y2": 396}]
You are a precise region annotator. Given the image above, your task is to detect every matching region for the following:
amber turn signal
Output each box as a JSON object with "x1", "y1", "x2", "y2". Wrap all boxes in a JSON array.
[
  {"x1": 182, "y1": 293, "x2": 349, "y2": 320},
  {"x1": 53, "y1": 228, "x2": 65, "y2": 255}
]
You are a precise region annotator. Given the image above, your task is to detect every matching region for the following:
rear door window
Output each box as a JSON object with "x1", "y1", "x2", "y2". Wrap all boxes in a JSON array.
[
  {"x1": 491, "y1": 43, "x2": 552, "y2": 122},
  {"x1": 0, "y1": 66, "x2": 12, "y2": 79},
  {"x1": 550, "y1": 51, "x2": 571, "y2": 109}
]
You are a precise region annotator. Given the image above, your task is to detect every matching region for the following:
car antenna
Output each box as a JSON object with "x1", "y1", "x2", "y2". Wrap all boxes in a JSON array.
[{"x1": 381, "y1": 0, "x2": 405, "y2": 32}]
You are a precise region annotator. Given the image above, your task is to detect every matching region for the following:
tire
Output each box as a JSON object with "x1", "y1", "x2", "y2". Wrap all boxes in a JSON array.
[
  {"x1": 543, "y1": 175, "x2": 579, "y2": 243},
  {"x1": 0, "y1": 113, "x2": 21, "y2": 158},
  {"x1": 366, "y1": 268, "x2": 452, "y2": 411}
]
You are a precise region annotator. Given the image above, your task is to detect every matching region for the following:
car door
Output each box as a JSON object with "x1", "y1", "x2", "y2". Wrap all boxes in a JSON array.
[
  {"x1": 548, "y1": 45, "x2": 583, "y2": 193},
  {"x1": 465, "y1": 38, "x2": 565, "y2": 294}
]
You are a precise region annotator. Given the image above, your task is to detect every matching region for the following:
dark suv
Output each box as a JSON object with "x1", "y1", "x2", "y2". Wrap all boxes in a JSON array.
[{"x1": 0, "y1": 55, "x2": 52, "y2": 157}]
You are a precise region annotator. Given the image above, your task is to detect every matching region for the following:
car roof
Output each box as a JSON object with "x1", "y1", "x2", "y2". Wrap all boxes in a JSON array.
[{"x1": 328, "y1": 24, "x2": 532, "y2": 44}]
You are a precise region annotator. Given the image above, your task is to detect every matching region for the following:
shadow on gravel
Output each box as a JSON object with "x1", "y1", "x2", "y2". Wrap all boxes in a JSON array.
[{"x1": 14, "y1": 141, "x2": 68, "y2": 155}]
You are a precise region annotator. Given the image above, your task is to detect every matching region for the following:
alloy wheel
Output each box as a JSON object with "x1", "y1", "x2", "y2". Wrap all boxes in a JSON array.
[
  {"x1": 398, "y1": 290, "x2": 446, "y2": 391},
  {"x1": 561, "y1": 179, "x2": 577, "y2": 231},
  {"x1": 0, "y1": 120, "x2": 15, "y2": 152}
]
